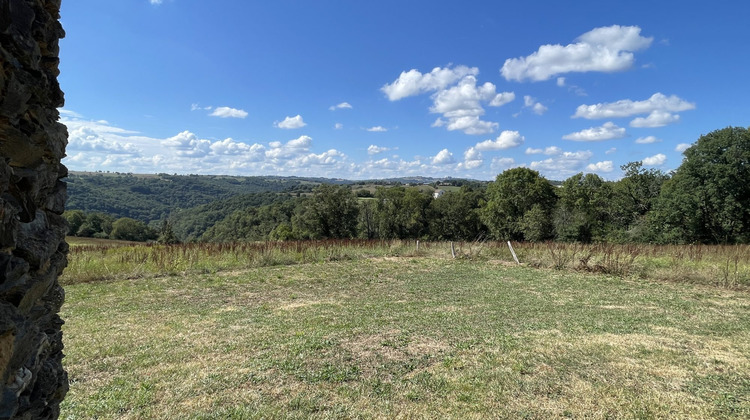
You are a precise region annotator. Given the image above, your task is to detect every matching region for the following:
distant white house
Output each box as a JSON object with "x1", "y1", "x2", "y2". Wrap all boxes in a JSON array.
[{"x1": 433, "y1": 189, "x2": 445, "y2": 199}]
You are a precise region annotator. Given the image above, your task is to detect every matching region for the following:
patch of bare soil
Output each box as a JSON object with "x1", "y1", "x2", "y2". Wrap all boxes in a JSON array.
[{"x1": 341, "y1": 330, "x2": 448, "y2": 377}]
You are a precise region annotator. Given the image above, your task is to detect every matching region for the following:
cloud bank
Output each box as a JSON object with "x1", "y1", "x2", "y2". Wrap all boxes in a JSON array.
[{"x1": 501, "y1": 25, "x2": 653, "y2": 82}]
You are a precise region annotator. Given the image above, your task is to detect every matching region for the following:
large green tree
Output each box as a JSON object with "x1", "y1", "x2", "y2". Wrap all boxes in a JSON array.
[
  {"x1": 480, "y1": 168, "x2": 557, "y2": 241},
  {"x1": 608, "y1": 161, "x2": 669, "y2": 242},
  {"x1": 554, "y1": 173, "x2": 613, "y2": 243},
  {"x1": 427, "y1": 187, "x2": 485, "y2": 241},
  {"x1": 650, "y1": 126, "x2": 750, "y2": 243},
  {"x1": 293, "y1": 185, "x2": 359, "y2": 239},
  {"x1": 201, "y1": 200, "x2": 297, "y2": 242},
  {"x1": 62, "y1": 209, "x2": 86, "y2": 236},
  {"x1": 75, "y1": 212, "x2": 114, "y2": 238},
  {"x1": 111, "y1": 217, "x2": 158, "y2": 242},
  {"x1": 374, "y1": 186, "x2": 431, "y2": 239}
]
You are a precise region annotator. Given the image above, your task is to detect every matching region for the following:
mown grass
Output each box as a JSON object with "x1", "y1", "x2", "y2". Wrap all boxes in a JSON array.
[{"x1": 60, "y1": 242, "x2": 750, "y2": 419}]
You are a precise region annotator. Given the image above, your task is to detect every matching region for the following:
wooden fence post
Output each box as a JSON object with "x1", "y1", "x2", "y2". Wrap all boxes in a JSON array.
[{"x1": 508, "y1": 241, "x2": 520, "y2": 264}]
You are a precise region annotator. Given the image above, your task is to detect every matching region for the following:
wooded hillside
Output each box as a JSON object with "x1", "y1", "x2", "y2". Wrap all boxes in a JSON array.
[{"x1": 63, "y1": 127, "x2": 750, "y2": 245}]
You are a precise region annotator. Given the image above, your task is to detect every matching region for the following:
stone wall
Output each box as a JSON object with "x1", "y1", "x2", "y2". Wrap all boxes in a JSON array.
[{"x1": 1, "y1": 0, "x2": 69, "y2": 418}]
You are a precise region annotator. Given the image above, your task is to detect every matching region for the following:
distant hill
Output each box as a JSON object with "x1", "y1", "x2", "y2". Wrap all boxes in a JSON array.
[{"x1": 65, "y1": 172, "x2": 318, "y2": 222}]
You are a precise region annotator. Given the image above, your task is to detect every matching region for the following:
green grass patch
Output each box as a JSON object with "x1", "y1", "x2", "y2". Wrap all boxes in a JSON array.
[{"x1": 61, "y1": 256, "x2": 750, "y2": 418}]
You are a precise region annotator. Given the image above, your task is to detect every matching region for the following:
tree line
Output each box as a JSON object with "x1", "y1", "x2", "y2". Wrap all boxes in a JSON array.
[{"x1": 64, "y1": 127, "x2": 750, "y2": 244}]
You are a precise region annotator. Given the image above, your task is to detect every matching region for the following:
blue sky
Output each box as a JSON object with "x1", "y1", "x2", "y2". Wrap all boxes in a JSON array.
[{"x1": 58, "y1": 0, "x2": 750, "y2": 180}]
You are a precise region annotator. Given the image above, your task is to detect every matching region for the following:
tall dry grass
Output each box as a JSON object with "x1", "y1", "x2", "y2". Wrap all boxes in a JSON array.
[
  {"x1": 62, "y1": 238, "x2": 750, "y2": 289},
  {"x1": 62, "y1": 239, "x2": 416, "y2": 285},
  {"x1": 496, "y1": 241, "x2": 750, "y2": 288}
]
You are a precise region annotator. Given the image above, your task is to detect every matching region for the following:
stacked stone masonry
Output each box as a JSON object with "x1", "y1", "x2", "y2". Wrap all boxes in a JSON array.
[{"x1": 1, "y1": 0, "x2": 69, "y2": 418}]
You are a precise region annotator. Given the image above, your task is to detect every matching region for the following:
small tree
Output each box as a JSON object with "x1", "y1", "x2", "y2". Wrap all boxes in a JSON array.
[
  {"x1": 157, "y1": 219, "x2": 179, "y2": 244},
  {"x1": 269, "y1": 223, "x2": 294, "y2": 241},
  {"x1": 357, "y1": 200, "x2": 378, "y2": 239}
]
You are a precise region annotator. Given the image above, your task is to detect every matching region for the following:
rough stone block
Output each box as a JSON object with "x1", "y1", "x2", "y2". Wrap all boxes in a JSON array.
[{"x1": 1, "y1": 0, "x2": 68, "y2": 417}]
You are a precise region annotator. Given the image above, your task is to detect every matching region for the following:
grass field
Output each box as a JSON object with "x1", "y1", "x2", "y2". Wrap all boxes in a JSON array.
[{"x1": 59, "y1": 241, "x2": 749, "y2": 419}]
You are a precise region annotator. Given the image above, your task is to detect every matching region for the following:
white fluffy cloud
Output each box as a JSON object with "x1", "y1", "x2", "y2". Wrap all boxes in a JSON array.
[
  {"x1": 367, "y1": 145, "x2": 391, "y2": 155},
  {"x1": 67, "y1": 126, "x2": 141, "y2": 155},
  {"x1": 474, "y1": 130, "x2": 524, "y2": 151},
  {"x1": 287, "y1": 149, "x2": 345, "y2": 168},
  {"x1": 563, "y1": 122, "x2": 626, "y2": 141},
  {"x1": 523, "y1": 96, "x2": 548, "y2": 115},
  {"x1": 334, "y1": 123, "x2": 343, "y2": 130},
  {"x1": 162, "y1": 131, "x2": 212, "y2": 157},
  {"x1": 427, "y1": 75, "x2": 513, "y2": 135},
  {"x1": 265, "y1": 135, "x2": 312, "y2": 159},
  {"x1": 149, "y1": 0, "x2": 162, "y2": 5},
  {"x1": 630, "y1": 110, "x2": 680, "y2": 127},
  {"x1": 642, "y1": 153, "x2": 667, "y2": 166},
  {"x1": 365, "y1": 126, "x2": 388, "y2": 132},
  {"x1": 530, "y1": 149, "x2": 594, "y2": 178},
  {"x1": 431, "y1": 76, "x2": 511, "y2": 117},
  {"x1": 381, "y1": 65, "x2": 479, "y2": 101},
  {"x1": 490, "y1": 157, "x2": 517, "y2": 171},
  {"x1": 329, "y1": 102, "x2": 352, "y2": 111},
  {"x1": 586, "y1": 161, "x2": 614, "y2": 172},
  {"x1": 526, "y1": 146, "x2": 562, "y2": 155},
  {"x1": 432, "y1": 149, "x2": 455, "y2": 165},
  {"x1": 463, "y1": 147, "x2": 483, "y2": 169},
  {"x1": 356, "y1": 155, "x2": 481, "y2": 179},
  {"x1": 363, "y1": 158, "x2": 423, "y2": 173},
  {"x1": 675, "y1": 143, "x2": 691, "y2": 152},
  {"x1": 634, "y1": 136, "x2": 661, "y2": 144},
  {"x1": 275, "y1": 115, "x2": 307, "y2": 129},
  {"x1": 210, "y1": 138, "x2": 265, "y2": 159},
  {"x1": 490, "y1": 92, "x2": 516, "y2": 107},
  {"x1": 384, "y1": 67, "x2": 514, "y2": 136},
  {"x1": 501, "y1": 25, "x2": 653, "y2": 82},
  {"x1": 209, "y1": 107, "x2": 248, "y2": 119},
  {"x1": 59, "y1": 111, "x2": 361, "y2": 176},
  {"x1": 433, "y1": 116, "x2": 498, "y2": 135},
  {"x1": 573, "y1": 93, "x2": 695, "y2": 120}
]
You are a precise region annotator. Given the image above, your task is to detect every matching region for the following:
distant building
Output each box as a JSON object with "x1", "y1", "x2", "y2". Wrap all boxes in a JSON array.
[{"x1": 433, "y1": 189, "x2": 445, "y2": 199}]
